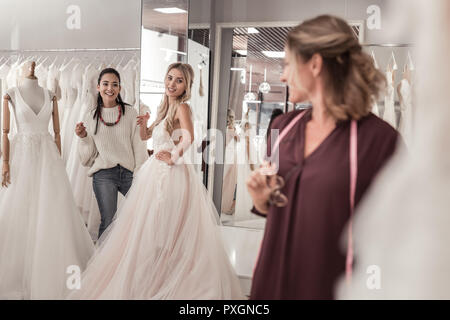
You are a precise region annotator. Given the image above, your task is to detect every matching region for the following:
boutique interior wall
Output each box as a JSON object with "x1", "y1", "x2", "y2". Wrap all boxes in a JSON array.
[{"x1": 0, "y1": 0, "x2": 141, "y2": 49}]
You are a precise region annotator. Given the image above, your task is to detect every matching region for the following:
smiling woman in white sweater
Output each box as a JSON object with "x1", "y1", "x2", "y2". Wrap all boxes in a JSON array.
[{"x1": 75, "y1": 68, "x2": 148, "y2": 238}]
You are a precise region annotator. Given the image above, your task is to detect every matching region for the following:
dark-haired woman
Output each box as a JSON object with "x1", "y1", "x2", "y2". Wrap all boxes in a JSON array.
[
  {"x1": 75, "y1": 68, "x2": 148, "y2": 238},
  {"x1": 247, "y1": 15, "x2": 401, "y2": 299}
]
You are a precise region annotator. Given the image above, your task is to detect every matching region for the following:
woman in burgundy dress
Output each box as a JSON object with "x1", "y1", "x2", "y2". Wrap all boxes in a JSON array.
[{"x1": 247, "y1": 15, "x2": 400, "y2": 299}]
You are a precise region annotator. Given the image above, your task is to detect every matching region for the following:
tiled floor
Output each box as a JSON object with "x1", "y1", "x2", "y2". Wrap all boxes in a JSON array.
[{"x1": 220, "y1": 225, "x2": 265, "y2": 296}]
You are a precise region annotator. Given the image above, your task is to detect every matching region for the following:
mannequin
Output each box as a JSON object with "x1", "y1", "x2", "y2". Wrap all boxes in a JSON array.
[{"x1": 1, "y1": 61, "x2": 61, "y2": 186}]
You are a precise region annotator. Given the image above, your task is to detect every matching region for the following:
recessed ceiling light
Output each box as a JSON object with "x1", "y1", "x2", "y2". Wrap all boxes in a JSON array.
[
  {"x1": 247, "y1": 27, "x2": 259, "y2": 34},
  {"x1": 154, "y1": 7, "x2": 187, "y2": 14},
  {"x1": 262, "y1": 51, "x2": 285, "y2": 58},
  {"x1": 235, "y1": 50, "x2": 248, "y2": 56}
]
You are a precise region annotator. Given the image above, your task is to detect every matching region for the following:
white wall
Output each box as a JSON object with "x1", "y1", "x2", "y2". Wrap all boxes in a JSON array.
[{"x1": 0, "y1": 0, "x2": 141, "y2": 49}]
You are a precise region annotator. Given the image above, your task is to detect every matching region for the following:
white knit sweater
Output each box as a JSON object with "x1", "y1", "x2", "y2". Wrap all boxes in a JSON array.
[{"x1": 78, "y1": 105, "x2": 148, "y2": 177}]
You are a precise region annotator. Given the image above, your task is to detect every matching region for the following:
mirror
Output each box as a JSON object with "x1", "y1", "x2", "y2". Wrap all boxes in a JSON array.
[
  {"x1": 207, "y1": 0, "x2": 413, "y2": 232},
  {"x1": 219, "y1": 25, "x2": 293, "y2": 229},
  {"x1": 140, "y1": 0, "x2": 189, "y2": 152}
]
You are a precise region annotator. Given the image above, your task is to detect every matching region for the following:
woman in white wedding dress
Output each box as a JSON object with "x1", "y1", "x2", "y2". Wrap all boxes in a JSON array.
[
  {"x1": 0, "y1": 84, "x2": 94, "y2": 299},
  {"x1": 66, "y1": 63, "x2": 244, "y2": 300}
]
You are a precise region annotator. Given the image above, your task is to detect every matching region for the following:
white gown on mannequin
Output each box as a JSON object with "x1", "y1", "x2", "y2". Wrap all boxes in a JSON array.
[
  {"x1": 0, "y1": 87, "x2": 94, "y2": 299},
  {"x1": 67, "y1": 116, "x2": 244, "y2": 300},
  {"x1": 383, "y1": 70, "x2": 397, "y2": 128}
]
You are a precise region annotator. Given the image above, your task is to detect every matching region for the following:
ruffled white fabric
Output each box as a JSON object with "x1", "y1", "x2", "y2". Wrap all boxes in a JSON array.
[{"x1": 66, "y1": 117, "x2": 244, "y2": 299}]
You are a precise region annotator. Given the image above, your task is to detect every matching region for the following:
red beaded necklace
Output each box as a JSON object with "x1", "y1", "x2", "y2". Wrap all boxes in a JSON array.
[{"x1": 99, "y1": 105, "x2": 122, "y2": 126}]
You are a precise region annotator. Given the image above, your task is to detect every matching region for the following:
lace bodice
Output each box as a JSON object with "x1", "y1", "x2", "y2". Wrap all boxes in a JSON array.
[{"x1": 152, "y1": 118, "x2": 175, "y2": 154}]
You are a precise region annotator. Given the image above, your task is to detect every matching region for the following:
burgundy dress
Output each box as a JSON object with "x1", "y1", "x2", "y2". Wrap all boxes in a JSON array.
[{"x1": 250, "y1": 108, "x2": 399, "y2": 300}]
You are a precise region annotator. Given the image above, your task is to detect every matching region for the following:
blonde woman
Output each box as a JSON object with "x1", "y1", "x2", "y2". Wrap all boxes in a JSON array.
[{"x1": 67, "y1": 63, "x2": 244, "y2": 300}]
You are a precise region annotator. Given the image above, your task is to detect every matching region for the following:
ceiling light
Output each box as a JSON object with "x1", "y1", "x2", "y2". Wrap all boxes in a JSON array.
[
  {"x1": 235, "y1": 50, "x2": 247, "y2": 56},
  {"x1": 154, "y1": 7, "x2": 187, "y2": 14},
  {"x1": 262, "y1": 51, "x2": 285, "y2": 58},
  {"x1": 247, "y1": 27, "x2": 259, "y2": 34},
  {"x1": 259, "y1": 68, "x2": 271, "y2": 94}
]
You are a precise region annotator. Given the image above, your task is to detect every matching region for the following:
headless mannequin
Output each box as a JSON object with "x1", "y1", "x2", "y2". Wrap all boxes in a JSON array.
[{"x1": 2, "y1": 61, "x2": 61, "y2": 187}]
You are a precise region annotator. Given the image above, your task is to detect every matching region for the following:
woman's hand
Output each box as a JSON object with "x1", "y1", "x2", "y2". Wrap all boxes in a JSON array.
[
  {"x1": 75, "y1": 122, "x2": 87, "y2": 138},
  {"x1": 155, "y1": 150, "x2": 174, "y2": 166},
  {"x1": 137, "y1": 112, "x2": 150, "y2": 127},
  {"x1": 2, "y1": 162, "x2": 11, "y2": 187},
  {"x1": 246, "y1": 162, "x2": 278, "y2": 214}
]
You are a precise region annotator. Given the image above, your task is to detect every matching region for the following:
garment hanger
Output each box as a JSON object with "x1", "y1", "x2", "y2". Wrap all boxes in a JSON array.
[
  {"x1": 48, "y1": 56, "x2": 58, "y2": 68},
  {"x1": 60, "y1": 55, "x2": 77, "y2": 71},
  {"x1": 406, "y1": 50, "x2": 415, "y2": 71},
  {"x1": 371, "y1": 50, "x2": 379, "y2": 69},
  {"x1": 6, "y1": 55, "x2": 15, "y2": 65},
  {"x1": 110, "y1": 54, "x2": 118, "y2": 67},
  {"x1": 39, "y1": 56, "x2": 50, "y2": 66},
  {"x1": 119, "y1": 55, "x2": 129, "y2": 68},
  {"x1": 388, "y1": 51, "x2": 398, "y2": 71}
]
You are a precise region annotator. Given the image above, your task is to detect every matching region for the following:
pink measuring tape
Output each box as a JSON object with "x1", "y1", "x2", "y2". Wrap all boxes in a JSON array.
[{"x1": 257, "y1": 110, "x2": 358, "y2": 284}]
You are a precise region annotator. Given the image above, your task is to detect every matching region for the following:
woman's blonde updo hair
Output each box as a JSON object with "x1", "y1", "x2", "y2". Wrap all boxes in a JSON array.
[
  {"x1": 287, "y1": 15, "x2": 386, "y2": 121},
  {"x1": 148, "y1": 62, "x2": 194, "y2": 136}
]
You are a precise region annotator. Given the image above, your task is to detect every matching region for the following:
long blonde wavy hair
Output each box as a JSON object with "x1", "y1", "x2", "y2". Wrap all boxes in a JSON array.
[
  {"x1": 287, "y1": 15, "x2": 386, "y2": 121},
  {"x1": 148, "y1": 63, "x2": 194, "y2": 136}
]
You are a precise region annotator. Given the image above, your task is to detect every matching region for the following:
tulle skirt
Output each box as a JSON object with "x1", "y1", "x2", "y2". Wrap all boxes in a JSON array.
[
  {"x1": 66, "y1": 156, "x2": 245, "y2": 300},
  {"x1": 0, "y1": 132, "x2": 95, "y2": 299}
]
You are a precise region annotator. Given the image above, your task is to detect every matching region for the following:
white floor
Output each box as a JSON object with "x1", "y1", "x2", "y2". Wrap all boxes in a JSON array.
[{"x1": 220, "y1": 225, "x2": 264, "y2": 297}]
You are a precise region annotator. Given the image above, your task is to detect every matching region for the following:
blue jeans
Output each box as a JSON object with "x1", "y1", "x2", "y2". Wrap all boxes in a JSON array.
[{"x1": 93, "y1": 165, "x2": 133, "y2": 238}]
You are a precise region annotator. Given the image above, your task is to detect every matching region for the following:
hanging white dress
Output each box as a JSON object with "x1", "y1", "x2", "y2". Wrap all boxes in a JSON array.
[
  {"x1": 372, "y1": 100, "x2": 380, "y2": 117},
  {"x1": 119, "y1": 60, "x2": 136, "y2": 106},
  {"x1": 59, "y1": 62, "x2": 79, "y2": 163},
  {"x1": 66, "y1": 64, "x2": 101, "y2": 240},
  {"x1": 0, "y1": 87, "x2": 94, "y2": 299},
  {"x1": 383, "y1": 70, "x2": 397, "y2": 128},
  {"x1": 221, "y1": 127, "x2": 238, "y2": 214},
  {"x1": 398, "y1": 79, "x2": 413, "y2": 147},
  {"x1": 66, "y1": 116, "x2": 244, "y2": 300}
]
